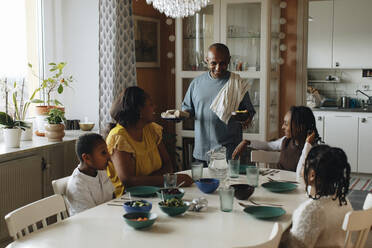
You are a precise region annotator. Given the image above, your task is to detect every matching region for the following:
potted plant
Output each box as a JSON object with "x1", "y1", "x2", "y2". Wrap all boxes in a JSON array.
[
  {"x1": 0, "y1": 112, "x2": 29, "y2": 148},
  {"x1": 45, "y1": 108, "x2": 66, "y2": 142},
  {"x1": 28, "y1": 62, "x2": 73, "y2": 115},
  {"x1": 11, "y1": 80, "x2": 40, "y2": 141}
]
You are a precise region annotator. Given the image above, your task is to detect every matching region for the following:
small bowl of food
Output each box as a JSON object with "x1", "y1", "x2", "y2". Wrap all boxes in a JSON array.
[
  {"x1": 158, "y1": 198, "x2": 190, "y2": 216},
  {"x1": 123, "y1": 212, "x2": 157, "y2": 229},
  {"x1": 123, "y1": 200, "x2": 152, "y2": 213},
  {"x1": 156, "y1": 188, "x2": 185, "y2": 200},
  {"x1": 230, "y1": 184, "x2": 255, "y2": 200},
  {"x1": 195, "y1": 178, "x2": 220, "y2": 194},
  {"x1": 79, "y1": 122, "x2": 95, "y2": 131},
  {"x1": 231, "y1": 110, "x2": 250, "y2": 122}
]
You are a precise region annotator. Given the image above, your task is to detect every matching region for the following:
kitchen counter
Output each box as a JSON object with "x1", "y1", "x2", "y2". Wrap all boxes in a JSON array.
[{"x1": 312, "y1": 107, "x2": 372, "y2": 113}]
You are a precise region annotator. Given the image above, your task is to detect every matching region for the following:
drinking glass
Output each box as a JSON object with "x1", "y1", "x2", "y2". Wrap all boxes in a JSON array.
[
  {"x1": 191, "y1": 162, "x2": 203, "y2": 181},
  {"x1": 164, "y1": 173, "x2": 177, "y2": 188},
  {"x1": 246, "y1": 165, "x2": 259, "y2": 187},
  {"x1": 218, "y1": 187, "x2": 235, "y2": 212},
  {"x1": 228, "y1": 159, "x2": 240, "y2": 178}
]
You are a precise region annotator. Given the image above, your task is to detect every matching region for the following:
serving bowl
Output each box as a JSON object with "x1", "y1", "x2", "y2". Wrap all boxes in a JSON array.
[
  {"x1": 158, "y1": 198, "x2": 190, "y2": 216},
  {"x1": 156, "y1": 188, "x2": 184, "y2": 200},
  {"x1": 123, "y1": 200, "x2": 152, "y2": 213},
  {"x1": 230, "y1": 184, "x2": 255, "y2": 200},
  {"x1": 123, "y1": 212, "x2": 157, "y2": 229},
  {"x1": 195, "y1": 178, "x2": 220, "y2": 194}
]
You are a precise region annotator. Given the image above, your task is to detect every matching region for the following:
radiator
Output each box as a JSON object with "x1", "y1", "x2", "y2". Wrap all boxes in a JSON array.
[{"x1": 0, "y1": 155, "x2": 43, "y2": 241}]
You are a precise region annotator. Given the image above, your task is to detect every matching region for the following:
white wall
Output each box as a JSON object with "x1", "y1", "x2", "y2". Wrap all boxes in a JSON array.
[{"x1": 43, "y1": 0, "x2": 99, "y2": 127}]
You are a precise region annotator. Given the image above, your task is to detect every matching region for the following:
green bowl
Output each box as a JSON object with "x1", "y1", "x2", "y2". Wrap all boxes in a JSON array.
[
  {"x1": 261, "y1": 181, "x2": 297, "y2": 193},
  {"x1": 244, "y1": 206, "x2": 286, "y2": 219},
  {"x1": 123, "y1": 212, "x2": 157, "y2": 229},
  {"x1": 158, "y1": 202, "x2": 190, "y2": 216},
  {"x1": 156, "y1": 188, "x2": 185, "y2": 200}
]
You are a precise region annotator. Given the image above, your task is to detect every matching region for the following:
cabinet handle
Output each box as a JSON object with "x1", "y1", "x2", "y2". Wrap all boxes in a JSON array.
[
  {"x1": 361, "y1": 118, "x2": 366, "y2": 123},
  {"x1": 335, "y1": 62, "x2": 340, "y2": 67},
  {"x1": 317, "y1": 116, "x2": 322, "y2": 121}
]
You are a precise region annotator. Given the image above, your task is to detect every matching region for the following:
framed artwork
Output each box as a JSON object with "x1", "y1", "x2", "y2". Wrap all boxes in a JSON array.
[{"x1": 133, "y1": 15, "x2": 160, "y2": 68}]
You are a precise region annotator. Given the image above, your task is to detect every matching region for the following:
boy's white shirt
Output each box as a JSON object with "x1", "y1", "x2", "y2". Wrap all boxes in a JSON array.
[
  {"x1": 249, "y1": 137, "x2": 312, "y2": 178},
  {"x1": 66, "y1": 165, "x2": 115, "y2": 216}
]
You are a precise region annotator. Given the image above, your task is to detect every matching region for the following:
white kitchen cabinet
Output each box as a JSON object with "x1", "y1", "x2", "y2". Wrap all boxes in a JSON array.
[
  {"x1": 314, "y1": 113, "x2": 325, "y2": 143},
  {"x1": 324, "y1": 115, "x2": 358, "y2": 172},
  {"x1": 333, "y1": 0, "x2": 372, "y2": 68},
  {"x1": 307, "y1": 0, "x2": 333, "y2": 69},
  {"x1": 358, "y1": 116, "x2": 372, "y2": 173}
]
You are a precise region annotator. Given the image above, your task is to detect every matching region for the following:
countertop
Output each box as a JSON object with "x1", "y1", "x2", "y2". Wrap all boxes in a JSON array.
[
  {"x1": 0, "y1": 130, "x2": 95, "y2": 158},
  {"x1": 312, "y1": 107, "x2": 372, "y2": 113}
]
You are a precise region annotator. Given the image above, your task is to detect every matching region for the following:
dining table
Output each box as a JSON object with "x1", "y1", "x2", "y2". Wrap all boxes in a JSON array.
[{"x1": 7, "y1": 169, "x2": 308, "y2": 248}]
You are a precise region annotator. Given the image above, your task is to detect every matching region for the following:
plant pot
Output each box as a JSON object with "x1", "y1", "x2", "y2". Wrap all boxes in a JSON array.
[
  {"x1": 3, "y1": 128, "x2": 22, "y2": 148},
  {"x1": 35, "y1": 106, "x2": 65, "y2": 116},
  {"x1": 21, "y1": 121, "x2": 33, "y2": 141},
  {"x1": 45, "y1": 124, "x2": 65, "y2": 142}
]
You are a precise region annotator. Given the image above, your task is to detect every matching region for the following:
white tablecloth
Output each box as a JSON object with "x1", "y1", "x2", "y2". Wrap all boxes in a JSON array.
[{"x1": 8, "y1": 169, "x2": 308, "y2": 248}]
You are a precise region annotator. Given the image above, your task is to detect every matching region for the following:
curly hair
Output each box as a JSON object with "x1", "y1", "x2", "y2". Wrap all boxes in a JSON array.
[
  {"x1": 304, "y1": 145, "x2": 351, "y2": 206},
  {"x1": 289, "y1": 106, "x2": 321, "y2": 145},
  {"x1": 109, "y1": 86, "x2": 149, "y2": 127}
]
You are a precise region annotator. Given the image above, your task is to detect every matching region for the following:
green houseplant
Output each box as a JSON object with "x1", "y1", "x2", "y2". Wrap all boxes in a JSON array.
[
  {"x1": 44, "y1": 108, "x2": 66, "y2": 142},
  {"x1": 28, "y1": 62, "x2": 73, "y2": 115},
  {"x1": 0, "y1": 112, "x2": 29, "y2": 148}
]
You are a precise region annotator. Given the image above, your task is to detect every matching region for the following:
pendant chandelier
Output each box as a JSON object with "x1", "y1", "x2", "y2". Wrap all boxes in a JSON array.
[{"x1": 146, "y1": 0, "x2": 210, "y2": 18}]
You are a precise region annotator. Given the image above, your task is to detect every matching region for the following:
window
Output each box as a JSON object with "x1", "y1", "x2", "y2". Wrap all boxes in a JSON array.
[{"x1": 0, "y1": 0, "x2": 42, "y2": 119}]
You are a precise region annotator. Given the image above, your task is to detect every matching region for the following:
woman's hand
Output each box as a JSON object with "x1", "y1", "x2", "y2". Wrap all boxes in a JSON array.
[
  {"x1": 176, "y1": 174, "x2": 193, "y2": 187},
  {"x1": 232, "y1": 140, "x2": 250, "y2": 159},
  {"x1": 306, "y1": 131, "x2": 316, "y2": 145}
]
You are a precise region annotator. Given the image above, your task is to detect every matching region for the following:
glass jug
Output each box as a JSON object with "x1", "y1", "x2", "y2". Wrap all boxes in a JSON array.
[{"x1": 206, "y1": 146, "x2": 228, "y2": 180}]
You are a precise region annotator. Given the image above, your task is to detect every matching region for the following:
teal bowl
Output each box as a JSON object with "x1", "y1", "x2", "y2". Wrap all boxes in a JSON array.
[
  {"x1": 156, "y1": 188, "x2": 185, "y2": 200},
  {"x1": 123, "y1": 212, "x2": 157, "y2": 229},
  {"x1": 158, "y1": 202, "x2": 190, "y2": 216}
]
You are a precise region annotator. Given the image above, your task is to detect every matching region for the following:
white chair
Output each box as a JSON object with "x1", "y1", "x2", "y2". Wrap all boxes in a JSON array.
[
  {"x1": 363, "y1": 193, "x2": 372, "y2": 210},
  {"x1": 235, "y1": 223, "x2": 283, "y2": 248},
  {"x1": 5, "y1": 194, "x2": 68, "y2": 240},
  {"x1": 342, "y1": 195, "x2": 372, "y2": 248},
  {"x1": 251, "y1": 150, "x2": 281, "y2": 168},
  {"x1": 52, "y1": 176, "x2": 70, "y2": 195}
]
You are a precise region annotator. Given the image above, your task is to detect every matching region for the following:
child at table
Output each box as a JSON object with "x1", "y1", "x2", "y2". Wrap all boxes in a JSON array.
[
  {"x1": 66, "y1": 133, "x2": 115, "y2": 216},
  {"x1": 281, "y1": 145, "x2": 352, "y2": 248}
]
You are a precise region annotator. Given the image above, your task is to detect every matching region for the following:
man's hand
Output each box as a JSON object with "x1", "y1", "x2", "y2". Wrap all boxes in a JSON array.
[
  {"x1": 232, "y1": 140, "x2": 250, "y2": 159},
  {"x1": 241, "y1": 116, "x2": 253, "y2": 129},
  {"x1": 176, "y1": 174, "x2": 194, "y2": 187}
]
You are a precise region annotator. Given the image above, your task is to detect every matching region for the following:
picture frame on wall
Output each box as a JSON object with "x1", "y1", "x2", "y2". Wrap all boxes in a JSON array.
[{"x1": 134, "y1": 15, "x2": 160, "y2": 68}]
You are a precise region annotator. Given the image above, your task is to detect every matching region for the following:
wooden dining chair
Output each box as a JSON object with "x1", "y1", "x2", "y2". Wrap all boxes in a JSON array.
[
  {"x1": 235, "y1": 223, "x2": 283, "y2": 248},
  {"x1": 251, "y1": 150, "x2": 281, "y2": 168},
  {"x1": 5, "y1": 194, "x2": 68, "y2": 240},
  {"x1": 342, "y1": 195, "x2": 372, "y2": 248}
]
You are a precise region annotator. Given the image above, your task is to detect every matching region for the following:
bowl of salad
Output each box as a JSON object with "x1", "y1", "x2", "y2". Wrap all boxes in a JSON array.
[
  {"x1": 123, "y1": 212, "x2": 158, "y2": 229},
  {"x1": 123, "y1": 200, "x2": 152, "y2": 213},
  {"x1": 158, "y1": 198, "x2": 190, "y2": 216},
  {"x1": 156, "y1": 188, "x2": 185, "y2": 200}
]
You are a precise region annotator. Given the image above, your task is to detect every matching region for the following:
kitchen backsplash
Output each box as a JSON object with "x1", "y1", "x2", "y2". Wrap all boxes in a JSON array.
[{"x1": 308, "y1": 69, "x2": 372, "y2": 101}]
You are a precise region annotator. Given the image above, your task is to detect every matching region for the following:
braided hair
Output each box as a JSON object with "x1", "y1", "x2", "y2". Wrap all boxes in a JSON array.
[
  {"x1": 289, "y1": 106, "x2": 321, "y2": 145},
  {"x1": 304, "y1": 145, "x2": 351, "y2": 206}
]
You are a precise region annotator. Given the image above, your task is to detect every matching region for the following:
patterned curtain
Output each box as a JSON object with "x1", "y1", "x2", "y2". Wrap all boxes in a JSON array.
[{"x1": 99, "y1": 0, "x2": 137, "y2": 131}]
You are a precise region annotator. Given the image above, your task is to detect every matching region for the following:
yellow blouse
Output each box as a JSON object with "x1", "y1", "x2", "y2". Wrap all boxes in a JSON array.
[{"x1": 106, "y1": 122, "x2": 163, "y2": 197}]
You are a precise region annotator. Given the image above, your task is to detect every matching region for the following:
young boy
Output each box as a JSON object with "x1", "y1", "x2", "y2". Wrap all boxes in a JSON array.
[{"x1": 66, "y1": 133, "x2": 115, "y2": 216}]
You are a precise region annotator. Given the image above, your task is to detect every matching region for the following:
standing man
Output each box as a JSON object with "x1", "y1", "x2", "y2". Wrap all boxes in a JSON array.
[{"x1": 182, "y1": 43, "x2": 256, "y2": 164}]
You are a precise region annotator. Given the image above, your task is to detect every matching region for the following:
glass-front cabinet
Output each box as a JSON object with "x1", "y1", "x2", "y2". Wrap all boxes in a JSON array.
[{"x1": 176, "y1": 0, "x2": 280, "y2": 156}]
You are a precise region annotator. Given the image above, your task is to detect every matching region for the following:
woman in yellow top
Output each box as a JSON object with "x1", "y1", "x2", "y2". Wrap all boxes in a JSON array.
[{"x1": 106, "y1": 86, "x2": 193, "y2": 196}]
